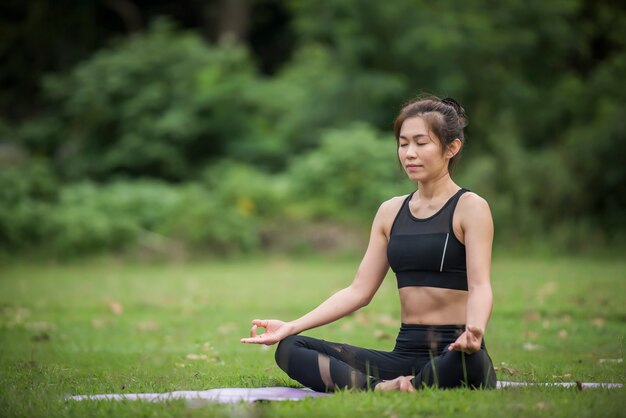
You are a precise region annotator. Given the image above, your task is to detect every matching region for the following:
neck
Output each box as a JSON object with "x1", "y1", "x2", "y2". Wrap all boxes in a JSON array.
[{"x1": 416, "y1": 172, "x2": 457, "y2": 200}]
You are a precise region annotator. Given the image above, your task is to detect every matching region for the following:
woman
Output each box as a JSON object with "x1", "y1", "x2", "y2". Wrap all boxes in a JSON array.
[{"x1": 240, "y1": 96, "x2": 497, "y2": 392}]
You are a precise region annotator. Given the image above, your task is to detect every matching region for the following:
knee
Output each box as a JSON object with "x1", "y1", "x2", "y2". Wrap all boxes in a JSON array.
[
  {"x1": 274, "y1": 335, "x2": 300, "y2": 372},
  {"x1": 461, "y1": 350, "x2": 496, "y2": 388}
]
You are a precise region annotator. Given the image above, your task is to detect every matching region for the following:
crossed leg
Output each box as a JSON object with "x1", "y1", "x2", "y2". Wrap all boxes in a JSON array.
[
  {"x1": 275, "y1": 335, "x2": 418, "y2": 392},
  {"x1": 274, "y1": 335, "x2": 496, "y2": 392}
]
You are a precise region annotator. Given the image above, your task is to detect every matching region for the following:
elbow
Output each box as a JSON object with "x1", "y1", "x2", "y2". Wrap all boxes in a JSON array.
[
  {"x1": 358, "y1": 295, "x2": 373, "y2": 309},
  {"x1": 468, "y1": 282, "x2": 489, "y2": 291},
  {"x1": 349, "y1": 285, "x2": 373, "y2": 309},
  {"x1": 468, "y1": 281, "x2": 493, "y2": 297}
]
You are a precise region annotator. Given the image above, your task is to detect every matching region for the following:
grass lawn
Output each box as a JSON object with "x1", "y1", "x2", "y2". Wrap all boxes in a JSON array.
[{"x1": 0, "y1": 255, "x2": 624, "y2": 417}]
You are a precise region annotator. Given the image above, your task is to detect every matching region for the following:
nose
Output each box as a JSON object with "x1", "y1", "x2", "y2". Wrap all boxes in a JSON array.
[{"x1": 405, "y1": 142, "x2": 418, "y2": 158}]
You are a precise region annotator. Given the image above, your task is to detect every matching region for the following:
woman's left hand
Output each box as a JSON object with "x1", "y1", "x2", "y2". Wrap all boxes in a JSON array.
[{"x1": 448, "y1": 325, "x2": 483, "y2": 354}]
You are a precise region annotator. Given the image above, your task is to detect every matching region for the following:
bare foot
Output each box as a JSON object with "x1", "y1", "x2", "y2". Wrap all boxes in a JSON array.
[{"x1": 374, "y1": 376, "x2": 416, "y2": 392}]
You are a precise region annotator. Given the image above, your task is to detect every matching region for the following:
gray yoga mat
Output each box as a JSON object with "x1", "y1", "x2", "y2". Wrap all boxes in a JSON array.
[{"x1": 68, "y1": 381, "x2": 623, "y2": 404}]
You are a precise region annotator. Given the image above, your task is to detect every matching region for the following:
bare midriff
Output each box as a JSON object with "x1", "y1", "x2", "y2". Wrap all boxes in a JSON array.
[{"x1": 399, "y1": 286, "x2": 467, "y2": 325}]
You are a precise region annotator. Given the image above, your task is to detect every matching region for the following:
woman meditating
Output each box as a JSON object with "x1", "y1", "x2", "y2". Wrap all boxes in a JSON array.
[{"x1": 241, "y1": 96, "x2": 497, "y2": 392}]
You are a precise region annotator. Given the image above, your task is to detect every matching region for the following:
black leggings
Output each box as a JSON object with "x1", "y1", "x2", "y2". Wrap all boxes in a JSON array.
[{"x1": 274, "y1": 324, "x2": 497, "y2": 392}]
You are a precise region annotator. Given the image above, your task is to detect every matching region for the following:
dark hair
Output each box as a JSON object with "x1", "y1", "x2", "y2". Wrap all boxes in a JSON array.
[{"x1": 393, "y1": 96, "x2": 468, "y2": 173}]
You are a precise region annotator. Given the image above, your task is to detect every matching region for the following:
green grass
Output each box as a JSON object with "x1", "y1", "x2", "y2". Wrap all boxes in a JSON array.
[{"x1": 0, "y1": 255, "x2": 625, "y2": 417}]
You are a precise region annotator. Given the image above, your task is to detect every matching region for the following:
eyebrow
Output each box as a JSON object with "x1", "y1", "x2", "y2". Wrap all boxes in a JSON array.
[{"x1": 399, "y1": 134, "x2": 429, "y2": 140}]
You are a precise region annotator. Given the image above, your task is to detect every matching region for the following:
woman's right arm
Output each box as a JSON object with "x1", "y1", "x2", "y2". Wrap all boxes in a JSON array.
[{"x1": 240, "y1": 199, "x2": 398, "y2": 345}]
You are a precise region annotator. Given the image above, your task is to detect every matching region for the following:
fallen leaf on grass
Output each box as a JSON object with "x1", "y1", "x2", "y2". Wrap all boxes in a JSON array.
[
  {"x1": 591, "y1": 317, "x2": 605, "y2": 328},
  {"x1": 537, "y1": 282, "x2": 557, "y2": 300},
  {"x1": 523, "y1": 311, "x2": 541, "y2": 322},
  {"x1": 523, "y1": 342, "x2": 541, "y2": 351},
  {"x1": 354, "y1": 312, "x2": 370, "y2": 325},
  {"x1": 340, "y1": 322, "x2": 354, "y2": 331},
  {"x1": 376, "y1": 313, "x2": 397, "y2": 327},
  {"x1": 1, "y1": 307, "x2": 30, "y2": 324},
  {"x1": 535, "y1": 401, "x2": 548, "y2": 410},
  {"x1": 494, "y1": 367, "x2": 518, "y2": 375},
  {"x1": 552, "y1": 373, "x2": 572, "y2": 379},
  {"x1": 560, "y1": 314, "x2": 572, "y2": 324},
  {"x1": 373, "y1": 330, "x2": 392, "y2": 340},
  {"x1": 136, "y1": 321, "x2": 160, "y2": 331},
  {"x1": 558, "y1": 329, "x2": 568, "y2": 339},
  {"x1": 522, "y1": 330, "x2": 539, "y2": 340},
  {"x1": 107, "y1": 301, "x2": 124, "y2": 315},
  {"x1": 202, "y1": 342, "x2": 219, "y2": 354},
  {"x1": 91, "y1": 318, "x2": 109, "y2": 329},
  {"x1": 186, "y1": 354, "x2": 208, "y2": 361}
]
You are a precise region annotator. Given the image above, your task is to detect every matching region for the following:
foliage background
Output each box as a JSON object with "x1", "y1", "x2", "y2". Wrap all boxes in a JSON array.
[{"x1": 1, "y1": 0, "x2": 625, "y2": 258}]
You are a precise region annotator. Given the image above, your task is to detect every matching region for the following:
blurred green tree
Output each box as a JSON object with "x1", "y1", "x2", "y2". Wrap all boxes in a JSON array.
[{"x1": 27, "y1": 19, "x2": 258, "y2": 181}]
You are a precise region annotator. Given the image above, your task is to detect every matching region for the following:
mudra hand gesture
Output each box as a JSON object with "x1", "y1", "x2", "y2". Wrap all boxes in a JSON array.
[
  {"x1": 240, "y1": 319, "x2": 293, "y2": 345},
  {"x1": 448, "y1": 325, "x2": 483, "y2": 354}
]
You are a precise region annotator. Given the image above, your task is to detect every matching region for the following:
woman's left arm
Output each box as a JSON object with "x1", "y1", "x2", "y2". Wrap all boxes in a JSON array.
[{"x1": 448, "y1": 194, "x2": 494, "y2": 353}]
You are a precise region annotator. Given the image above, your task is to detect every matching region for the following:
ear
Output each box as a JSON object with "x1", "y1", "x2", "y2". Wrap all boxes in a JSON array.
[{"x1": 446, "y1": 138, "x2": 463, "y2": 159}]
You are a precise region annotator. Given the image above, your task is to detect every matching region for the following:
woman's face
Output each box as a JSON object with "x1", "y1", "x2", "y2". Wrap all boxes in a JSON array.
[{"x1": 398, "y1": 116, "x2": 449, "y2": 183}]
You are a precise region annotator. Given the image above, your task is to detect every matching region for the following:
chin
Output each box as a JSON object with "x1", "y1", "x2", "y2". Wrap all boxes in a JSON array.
[{"x1": 406, "y1": 173, "x2": 424, "y2": 182}]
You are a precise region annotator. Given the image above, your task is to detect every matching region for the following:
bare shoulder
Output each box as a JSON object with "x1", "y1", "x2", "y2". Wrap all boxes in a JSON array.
[
  {"x1": 380, "y1": 194, "x2": 408, "y2": 213},
  {"x1": 375, "y1": 195, "x2": 409, "y2": 235},
  {"x1": 378, "y1": 194, "x2": 409, "y2": 218},
  {"x1": 457, "y1": 191, "x2": 493, "y2": 224},
  {"x1": 458, "y1": 191, "x2": 490, "y2": 211}
]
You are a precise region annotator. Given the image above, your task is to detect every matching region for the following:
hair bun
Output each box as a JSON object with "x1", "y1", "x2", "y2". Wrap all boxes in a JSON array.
[{"x1": 441, "y1": 97, "x2": 468, "y2": 127}]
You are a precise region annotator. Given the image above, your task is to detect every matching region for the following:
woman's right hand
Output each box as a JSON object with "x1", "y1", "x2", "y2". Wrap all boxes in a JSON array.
[{"x1": 239, "y1": 319, "x2": 295, "y2": 345}]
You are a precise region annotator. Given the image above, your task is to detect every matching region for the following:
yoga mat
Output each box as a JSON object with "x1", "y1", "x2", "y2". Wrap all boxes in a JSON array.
[
  {"x1": 67, "y1": 381, "x2": 623, "y2": 404},
  {"x1": 69, "y1": 387, "x2": 328, "y2": 403},
  {"x1": 496, "y1": 381, "x2": 622, "y2": 389}
]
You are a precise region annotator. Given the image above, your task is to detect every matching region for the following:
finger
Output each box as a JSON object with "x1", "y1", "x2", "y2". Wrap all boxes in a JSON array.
[
  {"x1": 468, "y1": 324, "x2": 482, "y2": 337},
  {"x1": 399, "y1": 378, "x2": 410, "y2": 392},
  {"x1": 249, "y1": 324, "x2": 257, "y2": 338},
  {"x1": 240, "y1": 335, "x2": 266, "y2": 344},
  {"x1": 404, "y1": 376, "x2": 416, "y2": 392},
  {"x1": 252, "y1": 319, "x2": 267, "y2": 327}
]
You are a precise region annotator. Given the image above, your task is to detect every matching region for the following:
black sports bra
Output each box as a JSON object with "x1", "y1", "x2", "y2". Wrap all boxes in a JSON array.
[{"x1": 387, "y1": 189, "x2": 468, "y2": 291}]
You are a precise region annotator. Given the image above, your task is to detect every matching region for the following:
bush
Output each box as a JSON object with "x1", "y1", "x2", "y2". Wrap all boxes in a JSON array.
[
  {"x1": 287, "y1": 123, "x2": 411, "y2": 223},
  {"x1": 0, "y1": 160, "x2": 59, "y2": 251},
  {"x1": 157, "y1": 184, "x2": 261, "y2": 255},
  {"x1": 242, "y1": 44, "x2": 405, "y2": 171},
  {"x1": 34, "y1": 18, "x2": 258, "y2": 181},
  {"x1": 45, "y1": 181, "x2": 183, "y2": 256}
]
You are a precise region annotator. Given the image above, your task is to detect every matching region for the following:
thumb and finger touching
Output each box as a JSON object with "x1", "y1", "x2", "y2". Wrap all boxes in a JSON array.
[{"x1": 241, "y1": 319, "x2": 282, "y2": 344}]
